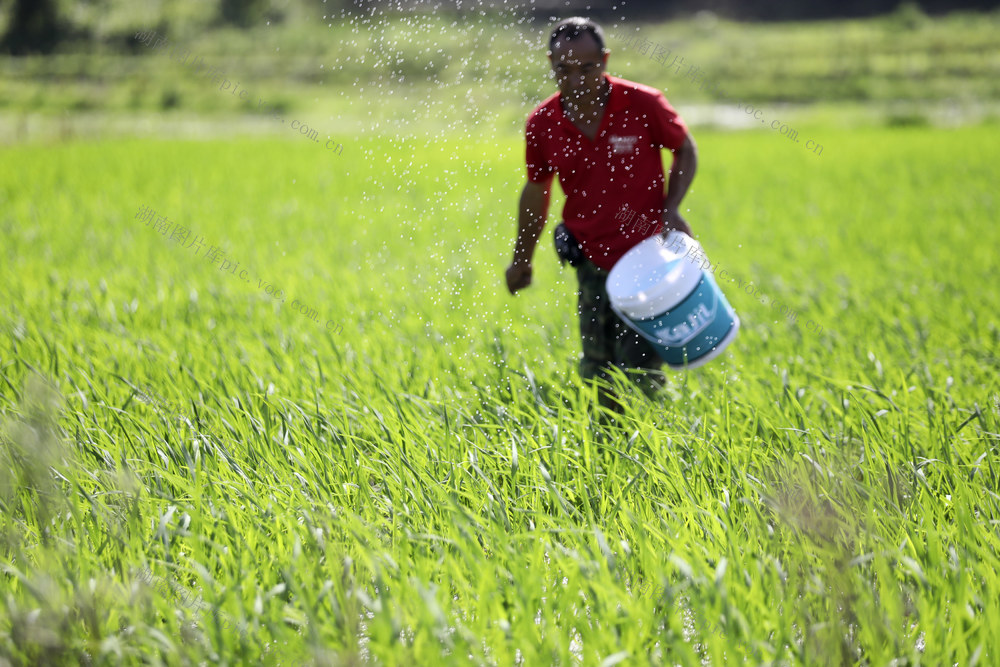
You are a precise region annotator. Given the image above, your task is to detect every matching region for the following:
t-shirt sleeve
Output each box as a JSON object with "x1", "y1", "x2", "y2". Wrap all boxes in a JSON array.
[
  {"x1": 648, "y1": 92, "x2": 689, "y2": 152},
  {"x1": 525, "y1": 113, "x2": 555, "y2": 183}
]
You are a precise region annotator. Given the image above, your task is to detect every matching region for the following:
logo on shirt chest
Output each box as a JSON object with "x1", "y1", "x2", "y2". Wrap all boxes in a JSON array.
[{"x1": 609, "y1": 135, "x2": 639, "y2": 155}]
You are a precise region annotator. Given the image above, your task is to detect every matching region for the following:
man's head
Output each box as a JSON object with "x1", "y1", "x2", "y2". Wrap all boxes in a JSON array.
[{"x1": 547, "y1": 18, "x2": 609, "y2": 105}]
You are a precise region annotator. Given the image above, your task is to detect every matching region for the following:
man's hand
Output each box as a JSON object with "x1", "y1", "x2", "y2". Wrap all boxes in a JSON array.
[
  {"x1": 505, "y1": 262, "x2": 533, "y2": 294},
  {"x1": 506, "y1": 180, "x2": 550, "y2": 296}
]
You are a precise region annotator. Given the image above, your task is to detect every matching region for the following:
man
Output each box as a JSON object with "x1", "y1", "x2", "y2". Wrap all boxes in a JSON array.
[{"x1": 504, "y1": 17, "x2": 698, "y2": 407}]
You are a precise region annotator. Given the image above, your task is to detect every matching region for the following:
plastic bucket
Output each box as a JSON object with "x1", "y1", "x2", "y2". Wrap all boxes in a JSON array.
[{"x1": 606, "y1": 231, "x2": 739, "y2": 370}]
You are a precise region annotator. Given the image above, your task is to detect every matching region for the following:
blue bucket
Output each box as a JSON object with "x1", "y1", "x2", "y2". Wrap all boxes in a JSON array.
[{"x1": 606, "y1": 232, "x2": 739, "y2": 369}]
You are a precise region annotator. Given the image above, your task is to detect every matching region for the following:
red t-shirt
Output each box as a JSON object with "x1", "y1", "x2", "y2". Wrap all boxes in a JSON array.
[{"x1": 525, "y1": 74, "x2": 689, "y2": 271}]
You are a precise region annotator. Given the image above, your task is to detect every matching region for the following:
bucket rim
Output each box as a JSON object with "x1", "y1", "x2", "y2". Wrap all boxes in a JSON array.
[{"x1": 606, "y1": 234, "x2": 704, "y2": 319}]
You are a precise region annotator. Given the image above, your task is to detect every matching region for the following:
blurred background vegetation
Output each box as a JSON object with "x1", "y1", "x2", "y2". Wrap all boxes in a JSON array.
[{"x1": 1, "y1": 0, "x2": 999, "y2": 144}]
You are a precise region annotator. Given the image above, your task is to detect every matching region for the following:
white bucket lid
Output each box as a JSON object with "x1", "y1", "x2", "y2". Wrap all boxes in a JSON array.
[{"x1": 606, "y1": 232, "x2": 705, "y2": 320}]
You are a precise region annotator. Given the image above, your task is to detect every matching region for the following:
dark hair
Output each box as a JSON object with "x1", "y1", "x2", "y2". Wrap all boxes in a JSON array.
[{"x1": 548, "y1": 17, "x2": 606, "y2": 54}]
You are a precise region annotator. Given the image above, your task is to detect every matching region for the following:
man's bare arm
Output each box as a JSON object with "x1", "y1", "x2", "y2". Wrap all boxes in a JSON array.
[
  {"x1": 505, "y1": 178, "x2": 552, "y2": 294},
  {"x1": 660, "y1": 134, "x2": 698, "y2": 237}
]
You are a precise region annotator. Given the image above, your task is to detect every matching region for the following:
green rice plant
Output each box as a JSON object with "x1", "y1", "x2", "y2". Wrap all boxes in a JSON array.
[{"x1": 0, "y1": 125, "x2": 998, "y2": 664}]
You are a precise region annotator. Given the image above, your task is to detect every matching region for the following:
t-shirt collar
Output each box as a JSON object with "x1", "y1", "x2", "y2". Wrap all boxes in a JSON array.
[{"x1": 556, "y1": 74, "x2": 622, "y2": 114}]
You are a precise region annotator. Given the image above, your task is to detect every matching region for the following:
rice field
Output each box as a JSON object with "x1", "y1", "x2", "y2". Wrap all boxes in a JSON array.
[{"x1": 1, "y1": 41, "x2": 999, "y2": 667}]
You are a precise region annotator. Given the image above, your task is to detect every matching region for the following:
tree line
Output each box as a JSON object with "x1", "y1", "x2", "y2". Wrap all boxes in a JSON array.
[{"x1": 3, "y1": 0, "x2": 996, "y2": 55}]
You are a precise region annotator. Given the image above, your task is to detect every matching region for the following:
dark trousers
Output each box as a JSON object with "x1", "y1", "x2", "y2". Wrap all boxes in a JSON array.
[{"x1": 575, "y1": 257, "x2": 666, "y2": 399}]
